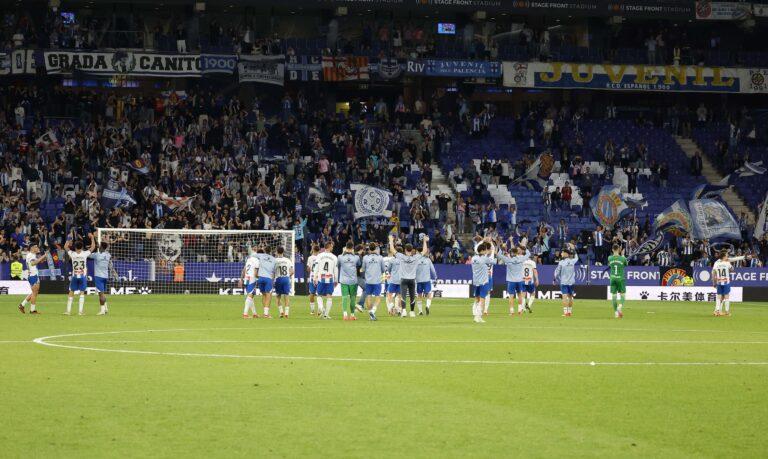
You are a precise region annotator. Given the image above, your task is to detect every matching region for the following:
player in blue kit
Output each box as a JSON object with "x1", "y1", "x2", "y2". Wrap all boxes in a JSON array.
[
  {"x1": 415, "y1": 255, "x2": 437, "y2": 316},
  {"x1": 554, "y1": 249, "x2": 579, "y2": 317},
  {"x1": 361, "y1": 242, "x2": 385, "y2": 321},
  {"x1": 254, "y1": 247, "x2": 276, "y2": 318},
  {"x1": 470, "y1": 240, "x2": 496, "y2": 323},
  {"x1": 497, "y1": 242, "x2": 530, "y2": 316},
  {"x1": 89, "y1": 241, "x2": 113, "y2": 316}
]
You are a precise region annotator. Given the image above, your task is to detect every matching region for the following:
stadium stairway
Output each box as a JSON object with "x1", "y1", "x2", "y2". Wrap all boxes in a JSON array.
[{"x1": 674, "y1": 136, "x2": 755, "y2": 223}]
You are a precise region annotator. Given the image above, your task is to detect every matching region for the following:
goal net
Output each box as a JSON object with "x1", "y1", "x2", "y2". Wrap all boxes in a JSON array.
[{"x1": 96, "y1": 229, "x2": 295, "y2": 295}]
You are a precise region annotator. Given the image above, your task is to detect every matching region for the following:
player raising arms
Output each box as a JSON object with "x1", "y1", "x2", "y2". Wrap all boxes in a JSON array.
[
  {"x1": 254, "y1": 246, "x2": 276, "y2": 318},
  {"x1": 273, "y1": 247, "x2": 294, "y2": 319},
  {"x1": 521, "y1": 256, "x2": 538, "y2": 313},
  {"x1": 607, "y1": 244, "x2": 628, "y2": 318},
  {"x1": 497, "y1": 239, "x2": 530, "y2": 316},
  {"x1": 470, "y1": 240, "x2": 496, "y2": 323},
  {"x1": 415, "y1": 254, "x2": 437, "y2": 316},
  {"x1": 338, "y1": 241, "x2": 361, "y2": 321},
  {"x1": 19, "y1": 244, "x2": 48, "y2": 314},
  {"x1": 240, "y1": 250, "x2": 260, "y2": 318},
  {"x1": 712, "y1": 250, "x2": 749, "y2": 316},
  {"x1": 390, "y1": 234, "x2": 429, "y2": 318},
  {"x1": 554, "y1": 249, "x2": 578, "y2": 317},
  {"x1": 306, "y1": 245, "x2": 320, "y2": 315},
  {"x1": 314, "y1": 241, "x2": 338, "y2": 319},
  {"x1": 90, "y1": 241, "x2": 113, "y2": 316},
  {"x1": 384, "y1": 246, "x2": 402, "y2": 316},
  {"x1": 361, "y1": 242, "x2": 385, "y2": 321},
  {"x1": 64, "y1": 233, "x2": 96, "y2": 316}
]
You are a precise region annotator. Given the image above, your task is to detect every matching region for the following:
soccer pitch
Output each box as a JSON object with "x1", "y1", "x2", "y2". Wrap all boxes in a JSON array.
[{"x1": 2, "y1": 295, "x2": 767, "y2": 458}]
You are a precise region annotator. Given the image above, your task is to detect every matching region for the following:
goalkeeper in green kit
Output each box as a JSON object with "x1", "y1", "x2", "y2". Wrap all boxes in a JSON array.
[{"x1": 608, "y1": 244, "x2": 627, "y2": 319}]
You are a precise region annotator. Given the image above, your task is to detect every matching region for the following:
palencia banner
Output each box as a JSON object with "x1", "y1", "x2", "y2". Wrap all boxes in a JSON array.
[
  {"x1": 503, "y1": 61, "x2": 768, "y2": 94},
  {"x1": 44, "y1": 51, "x2": 205, "y2": 77},
  {"x1": 238, "y1": 54, "x2": 285, "y2": 85},
  {"x1": 407, "y1": 59, "x2": 501, "y2": 78}
]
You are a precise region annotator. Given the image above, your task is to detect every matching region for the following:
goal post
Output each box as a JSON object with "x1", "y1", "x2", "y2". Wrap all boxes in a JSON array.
[{"x1": 96, "y1": 228, "x2": 295, "y2": 295}]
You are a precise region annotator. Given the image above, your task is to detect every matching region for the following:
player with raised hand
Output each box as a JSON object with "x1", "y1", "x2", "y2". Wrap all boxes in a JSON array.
[
  {"x1": 521, "y1": 257, "x2": 538, "y2": 313},
  {"x1": 470, "y1": 241, "x2": 496, "y2": 323},
  {"x1": 273, "y1": 246, "x2": 294, "y2": 319},
  {"x1": 390, "y1": 233, "x2": 429, "y2": 318},
  {"x1": 239, "y1": 250, "x2": 260, "y2": 318},
  {"x1": 19, "y1": 244, "x2": 48, "y2": 314},
  {"x1": 90, "y1": 240, "x2": 113, "y2": 316},
  {"x1": 554, "y1": 249, "x2": 578, "y2": 317},
  {"x1": 415, "y1": 254, "x2": 437, "y2": 316},
  {"x1": 497, "y1": 237, "x2": 530, "y2": 316},
  {"x1": 607, "y1": 244, "x2": 628, "y2": 318},
  {"x1": 361, "y1": 242, "x2": 385, "y2": 321},
  {"x1": 338, "y1": 241, "x2": 361, "y2": 321},
  {"x1": 306, "y1": 245, "x2": 320, "y2": 315},
  {"x1": 314, "y1": 241, "x2": 338, "y2": 319},
  {"x1": 712, "y1": 250, "x2": 749, "y2": 316},
  {"x1": 254, "y1": 246, "x2": 276, "y2": 318},
  {"x1": 64, "y1": 232, "x2": 96, "y2": 316},
  {"x1": 384, "y1": 246, "x2": 402, "y2": 316}
]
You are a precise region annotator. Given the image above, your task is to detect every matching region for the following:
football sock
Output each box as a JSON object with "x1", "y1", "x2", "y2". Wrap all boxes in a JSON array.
[
  {"x1": 417, "y1": 300, "x2": 423, "y2": 314},
  {"x1": 715, "y1": 297, "x2": 721, "y2": 312},
  {"x1": 78, "y1": 295, "x2": 85, "y2": 314},
  {"x1": 309, "y1": 300, "x2": 315, "y2": 314},
  {"x1": 325, "y1": 299, "x2": 332, "y2": 316},
  {"x1": 243, "y1": 297, "x2": 252, "y2": 315},
  {"x1": 612, "y1": 294, "x2": 618, "y2": 312},
  {"x1": 263, "y1": 306, "x2": 270, "y2": 316},
  {"x1": 371, "y1": 303, "x2": 378, "y2": 314},
  {"x1": 724, "y1": 300, "x2": 730, "y2": 313},
  {"x1": 527, "y1": 296, "x2": 535, "y2": 309},
  {"x1": 618, "y1": 295, "x2": 624, "y2": 311},
  {"x1": 317, "y1": 297, "x2": 324, "y2": 315},
  {"x1": 426, "y1": 298, "x2": 432, "y2": 310},
  {"x1": 21, "y1": 298, "x2": 28, "y2": 307},
  {"x1": 278, "y1": 305, "x2": 284, "y2": 315},
  {"x1": 66, "y1": 297, "x2": 73, "y2": 314},
  {"x1": 284, "y1": 306, "x2": 290, "y2": 316},
  {"x1": 30, "y1": 303, "x2": 36, "y2": 312}
]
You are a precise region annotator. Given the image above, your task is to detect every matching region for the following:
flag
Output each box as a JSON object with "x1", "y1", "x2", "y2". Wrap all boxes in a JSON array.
[
  {"x1": 590, "y1": 185, "x2": 633, "y2": 228},
  {"x1": 755, "y1": 192, "x2": 768, "y2": 239},
  {"x1": 127, "y1": 158, "x2": 150, "y2": 175},
  {"x1": 691, "y1": 182, "x2": 730, "y2": 200},
  {"x1": 304, "y1": 186, "x2": 332, "y2": 214},
  {"x1": 653, "y1": 200, "x2": 693, "y2": 237},
  {"x1": 627, "y1": 232, "x2": 665, "y2": 258},
  {"x1": 153, "y1": 189, "x2": 195, "y2": 213},
  {"x1": 36, "y1": 130, "x2": 59, "y2": 150},
  {"x1": 513, "y1": 152, "x2": 555, "y2": 191},
  {"x1": 101, "y1": 167, "x2": 136, "y2": 209},
  {"x1": 719, "y1": 161, "x2": 766, "y2": 185},
  {"x1": 624, "y1": 195, "x2": 648, "y2": 209},
  {"x1": 688, "y1": 199, "x2": 741, "y2": 240},
  {"x1": 322, "y1": 56, "x2": 369, "y2": 81},
  {"x1": 350, "y1": 184, "x2": 393, "y2": 220}
]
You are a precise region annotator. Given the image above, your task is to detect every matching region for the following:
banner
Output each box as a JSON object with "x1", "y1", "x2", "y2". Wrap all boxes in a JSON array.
[
  {"x1": 653, "y1": 200, "x2": 693, "y2": 236},
  {"x1": 101, "y1": 167, "x2": 136, "y2": 209},
  {"x1": 153, "y1": 189, "x2": 195, "y2": 213},
  {"x1": 501, "y1": 61, "x2": 764, "y2": 94},
  {"x1": 619, "y1": 286, "x2": 742, "y2": 302},
  {"x1": 406, "y1": 59, "x2": 501, "y2": 78},
  {"x1": 688, "y1": 199, "x2": 741, "y2": 240},
  {"x1": 35, "y1": 130, "x2": 60, "y2": 150},
  {"x1": 755, "y1": 193, "x2": 768, "y2": 239},
  {"x1": 627, "y1": 232, "x2": 665, "y2": 259},
  {"x1": 591, "y1": 185, "x2": 633, "y2": 228},
  {"x1": 44, "y1": 51, "x2": 203, "y2": 77},
  {"x1": 127, "y1": 158, "x2": 150, "y2": 175},
  {"x1": 322, "y1": 56, "x2": 369, "y2": 81},
  {"x1": 304, "y1": 186, "x2": 333, "y2": 214},
  {"x1": 238, "y1": 54, "x2": 285, "y2": 85},
  {"x1": 513, "y1": 151, "x2": 555, "y2": 191},
  {"x1": 12, "y1": 50, "x2": 35, "y2": 74},
  {"x1": 350, "y1": 184, "x2": 392, "y2": 220},
  {"x1": 695, "y1": 1, "x2": 750, "y2": 20},
  {"x1": 754, "y1": 4, "x2": 768, "y2": 17},
  {"x1": 370, "y1": 57, "x2": 404, "y2": 81},
  {"x1": 0, "y1": 281, "x2": 32, "y2": 295},
  {"x1": 0, "y1": 53, "x2": 10, "y2": 75},
  {"x1": 200, "y1": 54, "x2": 237, "y2": 75},
  {"x1": 286, "y1": 55, "x2": 322, "y2": 81},
  {"x1": 691, "y1": 182, "x2": 730, "y2": 200},
  {"x1": 693, "y1": 267, "x2": 768, "y2": 287}
]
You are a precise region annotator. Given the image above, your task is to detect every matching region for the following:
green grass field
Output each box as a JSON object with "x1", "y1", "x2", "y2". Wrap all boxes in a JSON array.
[{"x1": 1, "y1": 294, "x2": 767, "y2": 458}]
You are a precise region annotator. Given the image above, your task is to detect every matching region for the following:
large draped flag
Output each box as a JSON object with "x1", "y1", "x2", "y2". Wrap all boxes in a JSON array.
[
  {"x1": 513, "y1": 151, "x2": 555, "y2": 191},
  {"x1": 304, "y1": 186, "x2": 333, "y2": 214},
  {"x1": 101, "y1": 167, "x2": 136, "y2": 209},
  {"x1": 653, "y1": 199, "x2": 693, "y2": 236},
  {"x1": 717, "y1": 160, "x2": 766, "y2": 185},
  {"x1": 590, "y1": 185, "x2": 646, "y2": 228},
  {"x1": 350, "y1": 184, "x2": 393, "y2": 220},
  {"x1": 36, "y1": 130, "x2": 60, "y2": 150},
  {"x1": 153, "y1": 189, "x2": 195, "y2": 213},
  {"x1": 755, "y1": 192, "x2": 768, "y2": 239},
  {"x1": 688, "y1": 199, "x2": 741, "y2": 240},
  {"x1": 127, "y1": 158, "x2": 150, "y2": 175},
  {"x1": 322, "y1": 56, "x2": 370, "y2": 81},
  {"x1": 627, "y1": 232, "x2": 665, "y2": 258},
  {"x1": 691, "y1": 182, "x2": 730, "y2": 200}
]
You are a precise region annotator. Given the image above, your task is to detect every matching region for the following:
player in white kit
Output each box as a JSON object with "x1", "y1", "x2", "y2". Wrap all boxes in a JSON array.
[
  {"x1": 711, "y1": 251, "x2": 749, "y2": 316},
  {"x1": 19, "y1": 244, "x2": 48, "y2": 314},
  {"x1": 314, "y1": 241, "x2": 338, "y2": 319},
  {"x1": 273, "y1": 247, "x2": 294, "y2": 318},
  {"x1": 64, "y1": 234, "x2": 96, "y2": 316},
  {"x1": 306, "y1": 245, "x2": 320, "y2": 315},
  {"x1": 240, "y1": 252, "x2": 260, "y2": 318}
]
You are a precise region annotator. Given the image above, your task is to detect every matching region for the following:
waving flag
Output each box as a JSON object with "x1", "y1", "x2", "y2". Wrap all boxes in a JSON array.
[
  {"x1": 755, "y1": 192, "x2": 768, "y2": 239},
  {"x1": 127, "y1": 158, "x2": 150, "y2": 175},
  {"x1": 153, "y1": 189, "x2": 195, "y2": 213},
  {"x1": 653, "y1": 200, "x2": 693, "y2": 236},
  {"x1": 691, "y1": 182, "x2": 730, "y2": 200},
  {"x1": 627, "y1": 232, "x2": 665, "y2": 258},
  {"x1": 304, "y1": 186, "x2": 333, "y2": 214},
  {"x1": 513, "y1": 152, "x2": 555, "y2": 191},
  {"x1": 101, "y1": 168, "x2": 136, "y2": 209},
  {"x1": 718, "y1": 160, "x2": 766, "y2": 185},
  {"x1": 322, "y1": 56, "x2": 369, "y2": 81},
  {"x1": 350, "y1": 184, "x2": 393, "y2": 220},
  {"x1": 590, "y1": 185, "x2": 635, "y2": 228},
  {"x1": 36, "y1": 130, "x2": 60, "y2": 150},
  {"x1": 688, "y1": 199, "x2": 741, "y2": 240}
]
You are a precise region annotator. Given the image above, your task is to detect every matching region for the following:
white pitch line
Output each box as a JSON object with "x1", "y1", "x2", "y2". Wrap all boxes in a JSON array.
[
  {"x1": 0, "y1": 340, "x2": 35, "y2": 344},
  {"x1": 31, "y1": 330, "x2": 768, "y2": 366},
  {"x1": 48, "y1": 339, "x2": 768, "y2": 345}
]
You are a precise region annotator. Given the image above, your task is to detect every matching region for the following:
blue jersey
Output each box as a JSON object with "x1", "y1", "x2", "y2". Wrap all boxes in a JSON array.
[
  {"x1": 90, "y1": 251, "x2": 111, "y2": 279},
  {"x1": 497, "y1": 252, "x2": 529, "y2": 282},
  {"x1": 415, "y1": 257, "x2": 437, "y2": 283},
  {"x1": 362, "y1": 254, "x2": 385, "y2": 284},
  {"x1": 385, "y1": 257, "x2": 402, "y2": 284},
  {"x1": 337, "y1": 253, "x2": 360, "y2": 284},
  {"x1": 254, "y1": 253, "x2": 276, "y2": 278},
  {"x1": 554, "y1": 256, "x2": 578, "y2": 286},
  {"x1": 395, "y1": 253, "x2": 422, "y2": 280},
  {"x1": 471, "y1": 255, "x2": 495, "y2": 285}
]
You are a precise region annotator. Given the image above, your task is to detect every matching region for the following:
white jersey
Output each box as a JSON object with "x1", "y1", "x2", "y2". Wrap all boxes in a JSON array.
[
  {"x1": 25, "y1": 253, "x2": 39, "y2": 277},
  {"x1": 314, "y1": 252, "x2": 338, "y2": 283},
  {"x1": 522, "y1": 259, "x2": 537, "y2": 285},
  {"x1": 474, "y1": 242, "x2": 494, "y2": 277},
  {"x1": 68, "y1": 250, "x2": 91, "y2": 278},
  {"x1": 274, "y1": 257, "x2": 293, "y2": 279},
  {"x1": 244, "y1": 256, "x2": 260, "y2": 283},
  {"x1": 712, "y1": 258, "x2": 742, "y2": 285},
  {"x1": 306, "y1": 254, "x2": 319, "y2": 283}
]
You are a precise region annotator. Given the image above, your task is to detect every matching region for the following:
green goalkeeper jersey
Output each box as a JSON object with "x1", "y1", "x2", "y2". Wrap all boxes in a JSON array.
[{"x1": 608, "y1": 255, "x2": 628, "y2": 280}]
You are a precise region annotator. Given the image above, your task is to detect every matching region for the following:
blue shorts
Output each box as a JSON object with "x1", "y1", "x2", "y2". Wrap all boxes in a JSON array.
[
  {"x1": 387, "y1": 283, "x2": 401, "y2": 294},
  {"x1": 365, "y1": 283, "x2": 382, "y2": 296},
  {"x1": 523, "y1": 283, "x2": 535, "y2": 294},
  {"x1": 316, "y1": 281, "x2": 335, "y2": 296},
  {"x1": 417, "y1": 282, "x2": 432, "y2": 295},
  {"x1": 308, "y1": 281, "x2": 318, "y2": 295},
  {"x1": 274, "y1": 277, "x2": 291, "y2": 295},
  {"x1": 245, "y1": 281, "x2": 258, "y2": 294},
  {"x1": 560, "y1": 284, "x2": 575, "y2": 296},
  {"x1": 716, "y1": 284, "x2": 731, "y2": 296},
  {"x1": 256, "y1": 277, "x2": 273, "y2": 294},
  {"x1": 94, "y1": 276, "x2": 108, "y2": 293},
  {"x1": 28, "y1": 275, "x2": 39, "y2": 287},
  {"x1": 506, "y1": 281, "x2": 524, "y2": 295},
  {"x1": 69, "y1": 276, "x2": 87, "y2": 292},
  {"x1": 473, "y1": 283, "x2": 492, "y2": 299}
]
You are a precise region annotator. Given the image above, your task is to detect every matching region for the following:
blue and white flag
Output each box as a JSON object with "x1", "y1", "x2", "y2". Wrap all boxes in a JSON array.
[
  {"x1": 514, "y1": 152, "x2": 555, "y2": 191},
  {"x1": 350, "y1": 184, "x2": 392, "y2": 220},
  {"x1": 718, "y1": 160, "x2": 766, "y2": 185},
  {"x1": 688, "y1": 199, "x2": 741, "y2": 240},
  {"x1": 627, "y1": 232, "x2": 665, "y2": 258},
  {"x1": 691, "y1": 182, "x2": 730, "y2": 200},
  {"x1": 653, "y1": 199, "x2": 693, "y2": 236},
  {"x1": 101, "y1": 167, "x2": 136, "y2": 209},
  {"x1": 755, "y1": 192, "x2": 768, "y2": 240},
  {"x1": 590, "y1": 185, "x2": 635, "y2": 228}
]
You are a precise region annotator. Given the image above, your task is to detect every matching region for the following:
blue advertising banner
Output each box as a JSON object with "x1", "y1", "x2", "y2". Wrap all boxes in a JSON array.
[
  {"x1": 693, "y1": 267, "x2": 768, "y2": 286},
  {"x1": 406, "y1": 59, "x2": 501, "y2": 78},
  {"x1": 200, "y1": 54, "x2": 237, "y2": 74}
]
